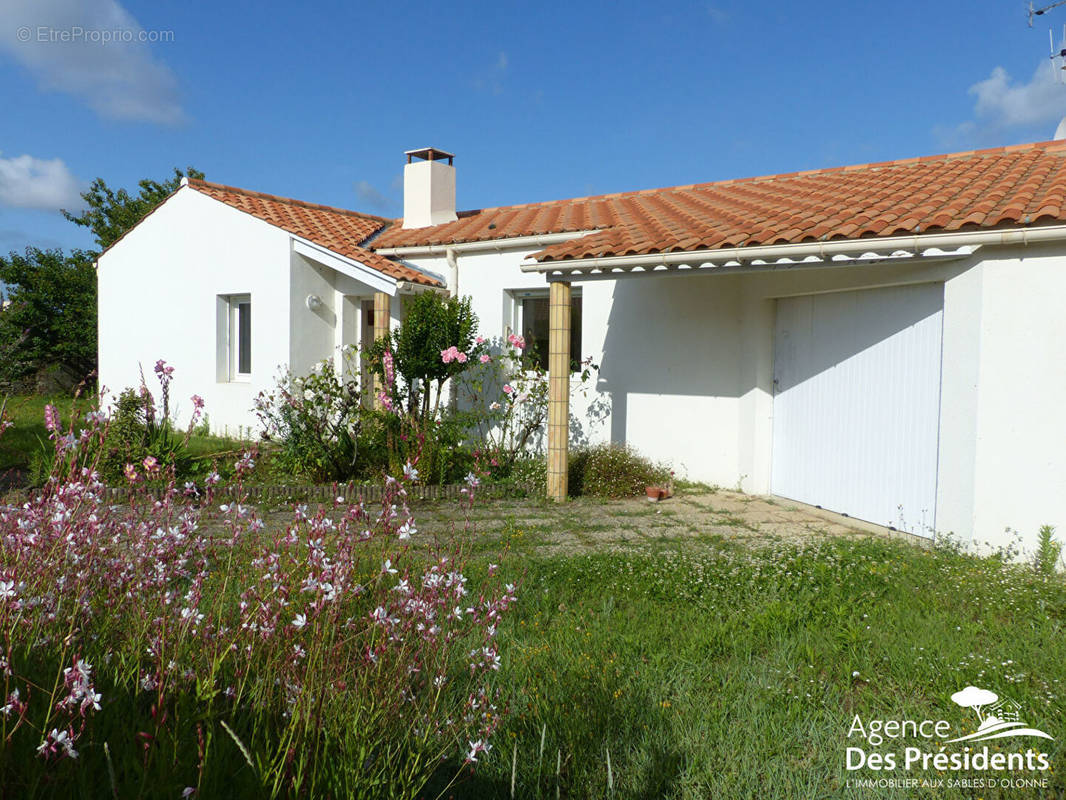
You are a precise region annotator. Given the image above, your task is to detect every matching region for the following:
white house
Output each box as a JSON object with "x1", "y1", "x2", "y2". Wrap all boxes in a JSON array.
[{"x1": 98, "y1": 142, "x2": 1066, "y2": 554}]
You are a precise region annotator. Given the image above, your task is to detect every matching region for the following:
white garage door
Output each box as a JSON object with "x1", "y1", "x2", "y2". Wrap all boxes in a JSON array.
[{"x1": 771, "y1": 284, "x2": 944, "y2": 536}]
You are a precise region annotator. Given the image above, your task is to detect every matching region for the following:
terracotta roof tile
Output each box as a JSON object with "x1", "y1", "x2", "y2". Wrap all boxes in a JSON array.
[
  {"x1": 187, "y1": 179, "x2": 442, "y2": 286},
  {"x1": 369, "y1": 140, "x2": 1066, "y2": 262}
]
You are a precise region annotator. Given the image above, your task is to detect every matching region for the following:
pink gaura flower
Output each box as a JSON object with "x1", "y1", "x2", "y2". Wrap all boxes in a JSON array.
[
  {"x1": 123, "y1": 464, "x2": 139, "y2": 483},
  {"x1": 143, "y1": 456, "x2": 159, "y2": 473},
  {"x1": 43, "y1": 404, "x2": 59, "y2": 434}
]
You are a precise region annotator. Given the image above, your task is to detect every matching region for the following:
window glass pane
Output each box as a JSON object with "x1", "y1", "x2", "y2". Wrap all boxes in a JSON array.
[
  {"x1": 521, "y1": 297, "x2": 550, "y2": 370},
  {"x1": 570, "y1": 297, "x2": 582, "y2": 369},
  {"x1": 520, "y1": 295, "x2": 582, "y2": 372},
  {"x1": 237, "y1": 301, "x2": 251, "y2": 374}
]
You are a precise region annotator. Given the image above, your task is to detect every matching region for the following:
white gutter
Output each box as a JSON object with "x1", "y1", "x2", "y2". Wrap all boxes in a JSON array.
[
  {"x1": 375, "y1": 230, "x2": 598, "y2": 257},
  {"x1": 519, "y1": 224, "x2": 1066, "y2": 274},
  {"x1": 395, "y1": 280, "x2": 448, "y2": 295}
]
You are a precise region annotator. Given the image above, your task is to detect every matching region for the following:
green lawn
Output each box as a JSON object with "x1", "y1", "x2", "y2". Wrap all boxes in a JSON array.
[
  {"x1": 0, "y1": 393, "x2": 92, "y2": 471},
  {"x1": 438, "y1": 530, "x2": 1066, "y2": 799},
  {"x1": 0, "y1": 393, "x2": 249, "y2": 479}
]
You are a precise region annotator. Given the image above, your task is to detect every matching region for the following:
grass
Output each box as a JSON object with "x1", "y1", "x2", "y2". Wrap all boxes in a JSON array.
[
  {"x1": 435, "y1": 531, "x2": 1066, "y2": 799},
  {"x1": 0, "y1": 393, "x2": 249, "y2": 479},
  {"x1": 0, "y1": 394, "x2": 93, "y2": 471}
]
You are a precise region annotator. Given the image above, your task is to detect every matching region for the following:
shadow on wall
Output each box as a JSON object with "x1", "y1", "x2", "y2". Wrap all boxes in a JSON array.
[
  {"x1": 597, "y1": 273, "x2": 943, "y2": 446},
  {"x1": 772, "y1": 283, "x2": 943, "y2": 393},
  {"x1": 597, "y1": 274, "x2": 749, "y2": 444}
]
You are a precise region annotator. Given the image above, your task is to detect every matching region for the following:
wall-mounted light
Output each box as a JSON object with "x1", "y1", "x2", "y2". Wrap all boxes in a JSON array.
[{"x1": 306, "y1": 294, "x2": 324, "y2": 311}]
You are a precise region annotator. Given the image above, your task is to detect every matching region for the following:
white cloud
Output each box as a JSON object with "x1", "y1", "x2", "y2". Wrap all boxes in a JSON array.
[
  {"x1": 0, "y1": 0, "x2": 183, "y2": 124},
  {"x1": 0, "y1": 152, "x2": 83, "y2": 211},
  {"x1": 946, "y1": 62, "x2": 1066, "y2": 142},
  {"x1": 353, "y1": 180, "x2": 393, "y2": 212}
]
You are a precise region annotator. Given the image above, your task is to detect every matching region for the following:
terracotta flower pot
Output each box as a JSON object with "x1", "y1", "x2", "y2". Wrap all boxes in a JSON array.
[{"x1": 645, "y1": 486, "x2": 664, "y2": 502}]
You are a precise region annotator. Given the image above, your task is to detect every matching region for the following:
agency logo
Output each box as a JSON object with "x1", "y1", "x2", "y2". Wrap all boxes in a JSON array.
[
  {"x1": 846, "y1": 683, "x2": 1054, "y2": 789},
  {"x1": 947, "y1": 686, "x2": 1054, "y2": 744}
]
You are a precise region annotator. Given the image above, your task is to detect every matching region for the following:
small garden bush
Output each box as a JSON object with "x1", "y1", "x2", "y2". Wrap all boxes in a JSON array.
[
  {"x1": 28, "y1": 360, "x2": 219, "y2": 488},
  {"x1": 568, "y1": 443, "x2": 671, "y2": 498}
]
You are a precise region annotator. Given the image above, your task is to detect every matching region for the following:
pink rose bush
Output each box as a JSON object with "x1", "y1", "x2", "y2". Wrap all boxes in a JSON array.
[
  {"x1": 452, "y1": 334, "x2": 598, "y2": 479},
  {"x1": 0, "y1": 381, "x2": 515, "y2": 797}
]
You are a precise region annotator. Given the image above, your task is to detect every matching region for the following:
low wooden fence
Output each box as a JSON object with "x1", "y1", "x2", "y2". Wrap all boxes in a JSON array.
[{"x1": 5, "y1": 481, "x2": 522, "y2": 506}]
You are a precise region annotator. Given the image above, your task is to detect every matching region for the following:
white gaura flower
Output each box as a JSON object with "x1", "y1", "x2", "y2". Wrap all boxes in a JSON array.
[
  {"x1": 293, "y1": 613, "x2": 307, "y2": 629},
  {"x1": 0, "y1": 580, "x2": 16, "y2": 601},
  {"x1": 403, "y1": 461, "x2": 419, "y2": 481},
  {"x1": 466, "y1": 739, "x2": 490, "y2": 761},
  {"x1": 398, "y1": 521, "x2": 416, "y2": 540}
]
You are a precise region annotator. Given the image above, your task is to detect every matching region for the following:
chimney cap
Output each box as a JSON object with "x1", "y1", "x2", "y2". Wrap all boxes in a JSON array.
[{"x1": 405, "y1": 147, "x2": 455, "y2": 165}]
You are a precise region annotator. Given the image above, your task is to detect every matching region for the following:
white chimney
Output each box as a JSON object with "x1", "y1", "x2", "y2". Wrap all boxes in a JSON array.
[{"x1": 402, "y1": 147, "x2": 457, "y2": 228}]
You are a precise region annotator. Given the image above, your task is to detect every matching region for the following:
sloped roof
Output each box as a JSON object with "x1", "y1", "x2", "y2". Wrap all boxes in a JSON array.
[
  {"x1": 369, "y1": 140, "x2": 1066, "y2": 263},
  {"x1": 187, "y1": 179, "x2": 442, "y2": 286}
]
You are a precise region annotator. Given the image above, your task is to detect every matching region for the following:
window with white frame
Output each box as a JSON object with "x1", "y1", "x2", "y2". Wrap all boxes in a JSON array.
[
  {"x1": 218, "y1": 294, "x2": 251, "y2": 380},
  {"x1": 508, "y1": 288, "x2": 582, "y2": 371}
]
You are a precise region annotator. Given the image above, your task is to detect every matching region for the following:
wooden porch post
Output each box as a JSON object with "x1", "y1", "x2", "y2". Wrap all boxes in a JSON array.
[
  {"x1": 372, "y1": 292, "x2": 390, "y2": 408},
  {"x1": 546, "y1": 281, "x2": 571, "y2": 501}
]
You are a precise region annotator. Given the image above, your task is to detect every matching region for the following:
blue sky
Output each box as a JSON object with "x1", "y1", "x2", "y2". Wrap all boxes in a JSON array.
[{"x1": 2, "y1": 0, "x2": 1066, "y2": 257}]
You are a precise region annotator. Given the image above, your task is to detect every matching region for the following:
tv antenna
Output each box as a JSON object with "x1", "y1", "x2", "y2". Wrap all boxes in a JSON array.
[
  {"x1": 1030, "y1": 0, "x2": 1066, "y2": 26},
  {"x1": 1050, "y1": 25, "x2": 1066, "y2": 82}
]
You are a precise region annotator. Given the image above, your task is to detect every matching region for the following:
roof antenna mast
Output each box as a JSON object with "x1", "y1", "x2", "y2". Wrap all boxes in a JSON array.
[
  {"x1": 1029, "y1": 3, "x2": 1066, "y2": 137},
  {"x1": 1030, "y1": 0, "x2": 1066, "y2": 26}
]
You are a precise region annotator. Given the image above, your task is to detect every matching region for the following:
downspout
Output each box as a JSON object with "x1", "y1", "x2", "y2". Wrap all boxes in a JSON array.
[{"x1": 445, "y1": 246, "x2": 459, "y2": 296}]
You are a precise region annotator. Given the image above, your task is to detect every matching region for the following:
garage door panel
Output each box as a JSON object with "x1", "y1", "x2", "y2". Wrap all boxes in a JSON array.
[{"x1": 771, "y1": 285, "x2": 943, "y2": 536}]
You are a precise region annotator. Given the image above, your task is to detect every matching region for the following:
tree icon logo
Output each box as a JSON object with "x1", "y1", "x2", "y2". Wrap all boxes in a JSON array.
[{"x1": 947, "y1": 686, "x2": 1054, "y2": 743}]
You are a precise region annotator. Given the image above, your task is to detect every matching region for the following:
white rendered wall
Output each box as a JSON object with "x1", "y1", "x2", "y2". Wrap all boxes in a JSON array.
[
  {"x1": 967, "y1": 244, "x2": 1066, "y2": 557},
  {"x1": 98, "y1": 188, "x2": 292, "y2": 436},
  {"x1": 98, "y1": 188, "x2": 393, "y2": 436}
]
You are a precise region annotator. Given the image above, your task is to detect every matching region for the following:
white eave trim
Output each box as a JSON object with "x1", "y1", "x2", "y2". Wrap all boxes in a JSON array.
[
  {"x1": 374, "y1": 229, "x2": 599, "y2": 257},
  {"x1": 520, "y1": 224, "x2": 1066, "y2": 279},
  {"x1": 292, "y1": 237, "x2": 398, "y2": 295}
]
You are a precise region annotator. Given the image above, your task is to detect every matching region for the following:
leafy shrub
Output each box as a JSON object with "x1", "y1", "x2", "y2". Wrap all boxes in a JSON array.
[
  {"x1": 568, "y1": 443, "x2": 671, "y2": 498},
  {"x1": 507, "y1": 455, "x2": 548, "y2": 496},
  {"x1": 255, "y1": 356, "x2": 367, "y2": 482},
  {"x1": 29, "y1": 360, "x2": 208, "y2": 487}
]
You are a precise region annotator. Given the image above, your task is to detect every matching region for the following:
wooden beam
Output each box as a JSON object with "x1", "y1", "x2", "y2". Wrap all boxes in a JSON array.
[
  {"x1": 373, "y1": 292, "x2": 390, "y2": 408},
  {"x1": 546, "y1": 281, "x2": 571, "y2": 501}
]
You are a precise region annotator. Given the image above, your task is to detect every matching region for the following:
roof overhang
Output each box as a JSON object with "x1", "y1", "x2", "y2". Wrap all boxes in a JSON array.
[
  {"x1": 374, "y1": 230, "x2": 599, "y2": 258},
  {"x1": 292, "y1": 237, "x2": 399, "y2": 295},
  {"x1": 521, "y1": 224, "x2": 1066, "y2": 282}
]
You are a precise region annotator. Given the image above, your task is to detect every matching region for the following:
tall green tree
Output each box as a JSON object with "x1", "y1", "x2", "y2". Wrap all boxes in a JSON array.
[
  {"x1": 0, "y1": 248, "x2": 97, "y2": 386},
  {"x1": 63, "y1": 166, "x2": 205, "y2": 251}
]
